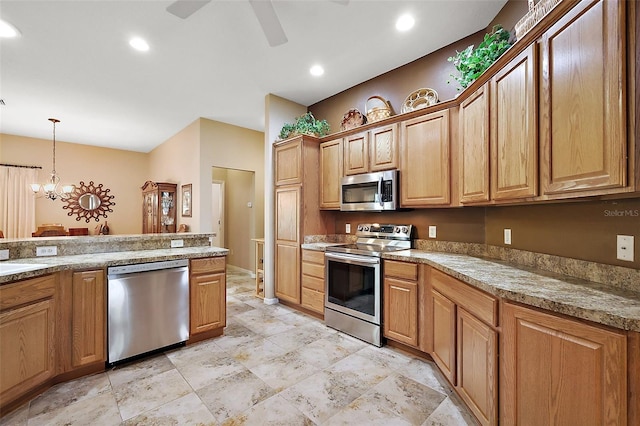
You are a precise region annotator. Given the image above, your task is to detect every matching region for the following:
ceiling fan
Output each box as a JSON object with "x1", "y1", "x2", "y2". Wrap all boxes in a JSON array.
[{"x1": 166, "y1": 0, "x2": 348, "y2": 47}]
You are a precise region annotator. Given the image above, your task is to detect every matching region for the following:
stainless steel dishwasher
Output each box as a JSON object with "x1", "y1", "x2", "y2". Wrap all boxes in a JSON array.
[{"x1": 107, "y1": 259, "x2": 189, "y2": 364}]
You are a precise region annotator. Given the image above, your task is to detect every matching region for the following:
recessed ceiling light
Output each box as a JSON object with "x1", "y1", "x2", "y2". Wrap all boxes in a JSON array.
[
  {"x1": 310, "y1": 65, "x2": 324, "y2": 77},
  {"x1": 0, "y1": 19, "x2": 21, "y2": 38},
  {"x1": 396, "y1": 14, "x2": 415, "y2": 32},
  {"x1": 129, "y1": 37, "x2": 150, "y2": 52}
]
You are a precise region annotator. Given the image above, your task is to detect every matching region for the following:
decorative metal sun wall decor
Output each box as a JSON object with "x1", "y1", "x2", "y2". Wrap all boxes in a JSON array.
[{"x1": 62, "y1": 181, "x2": 116, "y2": 222}]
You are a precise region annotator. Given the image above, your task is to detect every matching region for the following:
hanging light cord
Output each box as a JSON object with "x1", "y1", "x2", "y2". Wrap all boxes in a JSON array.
[{"x1": 49, "y1": 118, "x2": 59, "y2": 175}]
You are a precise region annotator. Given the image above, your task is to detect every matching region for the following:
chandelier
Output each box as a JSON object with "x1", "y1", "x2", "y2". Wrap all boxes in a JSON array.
[{"x1": 31, "y1": 118, "x2": 74, "y2": 200}]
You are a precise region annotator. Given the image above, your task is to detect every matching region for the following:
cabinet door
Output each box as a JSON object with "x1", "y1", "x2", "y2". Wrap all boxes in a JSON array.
[
  {"x1": 540, "y1": 0, "x2": 626, "y2": 195},
  {"x1": 275, "y1": 186, "x2": 300, "y2": 244},
  {"x1": 400, "y1": 110, "x2": 451, "y2": 206},
  {"x1": 0, "y1": 299, "x2": 55, "y2": 406},
  {"x1": 501, "y1": 302, "x2": 626, "y2": 425},
  {"x1": 383, "y1": 277, "x2": 418, "y2": 347},
  {"x1": 459, "y1": 85, "x2": 490, "y2": 204},
  {"x1": 72, "y1": 270, "x2": 105, "y2": 367},
  {"x1": 142, "y1": 192, "x2": 158, "y2": 233},
  {"x1": 319, "y1": 138, "x2": 343, "y2": 209},
  {"x1": 275, "y1": 243, "x2": 300, "y2": 304},
  {"x1": 190, "y1": 272, "x2": 226, "y2": 334},
  {"x1": 431, "y1": 289, "x2": 456, "y2": 384},
  {"x1": 274, "y1": 139, "x2": 302, "y2": 186},
  {"x1": 344, "y1": 132, "x2": 369, "y2": 175},
  {"x1": 491, "y1": 44, "x2": 538, "y2": 200},
  {"x1": 457, "y1": 307, "x2": 497, "y2": 426},
  {"x1": 370, "y1": 124, "x2": 398, "y2": 172}
]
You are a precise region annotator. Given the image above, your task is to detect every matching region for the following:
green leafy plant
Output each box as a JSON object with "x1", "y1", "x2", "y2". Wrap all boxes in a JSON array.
[
  {"x1": 278, "y1": 112, "x2": 330, "y2": 140},
  {"x1": 448, "y1": 25, "x2": 512, "y2": 91}
]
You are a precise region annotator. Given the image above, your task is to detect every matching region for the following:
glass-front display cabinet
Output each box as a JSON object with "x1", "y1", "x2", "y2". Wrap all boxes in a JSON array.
[{"x1": 141, "y1": 181, "x2": 177, "y2": 233}]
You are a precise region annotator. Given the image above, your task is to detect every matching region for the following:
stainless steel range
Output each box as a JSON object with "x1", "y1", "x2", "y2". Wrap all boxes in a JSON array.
[{"x1": 324, "y1": 223, "x2": 413, "y2": 347}]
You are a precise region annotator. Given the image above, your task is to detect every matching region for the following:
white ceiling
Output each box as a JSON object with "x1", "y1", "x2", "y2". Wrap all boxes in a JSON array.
[{"x1": 0, "y1": 0, "x2": 507, "y2": 153}]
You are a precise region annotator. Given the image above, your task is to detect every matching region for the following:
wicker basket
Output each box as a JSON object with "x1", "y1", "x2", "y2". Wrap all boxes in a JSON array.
[
  {"x1": 515, "y1": 0, "x2": 563, "y2": 39},
  {"x1": 365, "y1": 96, "x2": 392, "y2": 123}
]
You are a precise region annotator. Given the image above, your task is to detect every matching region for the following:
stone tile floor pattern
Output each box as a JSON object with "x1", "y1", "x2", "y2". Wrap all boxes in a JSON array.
[{"x1": 1, "y1": 266, "x2": 478, "y2": 425}]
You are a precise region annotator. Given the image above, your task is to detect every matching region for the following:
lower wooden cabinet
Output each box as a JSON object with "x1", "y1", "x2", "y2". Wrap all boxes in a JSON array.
[
  {"x1": 0, "y1": 275, "x2": 56, "y2": 409},
  {"x1": 71, "y1": 270, "x2": 105, "y2": 367},
  {"x1": 301, "y1": 249, "x2": 325, "y2": 314},
  {"x1": 383, "y1": 261, "x2": 420, "y2": 347},
  {"x1": 501, "y1": 302, "x2": 627, "y2": 425},
  {"x1": 428, "y1": 268, "x2": 498, "y2": 426},
  {"x1": 190, "y1": 257, "x2": 226, "y2": 335}
]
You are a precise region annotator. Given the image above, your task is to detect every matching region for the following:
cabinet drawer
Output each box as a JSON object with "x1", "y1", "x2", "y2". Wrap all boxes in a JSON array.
[
  {"x1": 384, "y1": 260, "x2": 418, "y2": 281},
  {"x1": 302, "y1": 250, "x2": 325, "y2": 265},
  {"x1": 0, "y1": 275, "x2": 56, "y2": 311},
  {"x1": 191, "y1": 257, "x2": 226, "y2": 274},
  {"x1": 302, "y1": 261, "x2": 324, "y2": 279},
  {"x1": 301, "y1": 288, "x2": 324, "y2": 313},
  {"x1": 431, "y1": 269, "x2": 498, "y2": 327},
  {"x1": 302, "y1": 274, "x2": 324, "y2": 292}
]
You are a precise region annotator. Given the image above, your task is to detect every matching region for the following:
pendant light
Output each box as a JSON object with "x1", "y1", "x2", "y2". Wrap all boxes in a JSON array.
[{"x1": 31, "y1": 118, "x2": 74, "y2": 200}]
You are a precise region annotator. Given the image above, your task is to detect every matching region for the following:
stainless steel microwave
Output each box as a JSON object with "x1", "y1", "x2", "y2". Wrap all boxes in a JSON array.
[{"x1": 340, "y1": 170, "x2": 399, "y2": 212}]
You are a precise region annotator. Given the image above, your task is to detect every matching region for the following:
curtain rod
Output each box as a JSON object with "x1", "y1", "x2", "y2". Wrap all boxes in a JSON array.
[{"x1": 0, "y1": 163, "x2": 43, "y2": 169}]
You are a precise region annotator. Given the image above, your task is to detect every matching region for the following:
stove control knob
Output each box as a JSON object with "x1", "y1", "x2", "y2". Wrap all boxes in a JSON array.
[
  {"x1": 401, "y1": 226, "x2": 409, "y2": 234},
  {"x1": 363, "y1": 226, "x2": 370, "y2": 232},
  {"x1": 394, "y1": 226, "x2": 401, "y2": 234},
  {"x1": 357, "y1": 224, "x2": 363, "y2": 231}
]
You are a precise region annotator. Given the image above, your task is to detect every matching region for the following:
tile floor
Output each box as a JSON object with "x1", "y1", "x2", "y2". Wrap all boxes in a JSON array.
[{"x1": 1, "y1": 266, "x2": 477, "y2": 426}]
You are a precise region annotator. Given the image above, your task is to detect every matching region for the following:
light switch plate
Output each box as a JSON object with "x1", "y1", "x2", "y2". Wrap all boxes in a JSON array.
[
  {"x1": 0, "y1": 249, "x2": 9, "y2": 260},
  {"x1": 504, "y1": 229, "x2": 512, "y2": 245},
  {"x1": 36, "y1": 246, "x2": 57, "y2": 256},
  {"x1": 171, "y1": 239, "x2": 184, "y2": 248},
  {"x1": 617, "y1": 235, "x2": 634, "y2": 262},
  {"x1": 428, "y1": 226, "x2": 437, "y2": 239}
]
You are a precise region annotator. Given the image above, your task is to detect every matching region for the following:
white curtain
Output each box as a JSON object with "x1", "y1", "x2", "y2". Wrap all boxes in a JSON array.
[{"x1": 0, "y1": 166, "x2": 39, "y2": 238}]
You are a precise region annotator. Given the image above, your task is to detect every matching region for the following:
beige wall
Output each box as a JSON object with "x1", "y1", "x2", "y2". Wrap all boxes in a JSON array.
[
  {"x1": 0, "y1": 133, "x2": 148, "y2": 234},
  {"x1": 222, "y1": 169, "x2": 255, "y2": 270}
]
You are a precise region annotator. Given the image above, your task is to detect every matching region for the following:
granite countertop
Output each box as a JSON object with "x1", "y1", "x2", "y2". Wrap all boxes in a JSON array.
[
  {"x1": 0, "y1": 246, "x2": 228, "y2": 285},
  {"x1": 303, "y1": 243, "x2": 640, "y2": 332}
]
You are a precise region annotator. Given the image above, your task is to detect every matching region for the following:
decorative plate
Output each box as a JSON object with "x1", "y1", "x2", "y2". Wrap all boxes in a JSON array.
[
  {"x1": 401, "y1": 88, "x2": 439, "y2": 114},
  {"x1": 340, "y1": 108, "x2": 367, "y2": 131}
]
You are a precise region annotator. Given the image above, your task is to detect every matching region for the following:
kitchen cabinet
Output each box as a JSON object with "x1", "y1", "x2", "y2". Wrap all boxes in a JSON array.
[
  {"x1": 400, "y1": 110, "x2": 451, "y2": 206},
  {"x1": 383, "y1": 260, "x2": 419, "y2": 347},
  {"x1": 71, "y1": 270, "x2": 105, "y2": 367},
  {"x1": 459, "y1": 84, "x2": 490, "y2": 204},
  {"x1": 301, "y1": 249, "x2": 325, "y2": 314},
  {"x1": 319, "y1": 138, "x2": 343, "y2": 209},
  {"x1": 190, "y1": 257, "x2": 226, "y2": 337},
  {"x1": 501, "y1": 301, "x2": 626, "y2": 425},
  {"x1": 539, "y1": 0, "x2": 627, "y2": 197},
  {"x1": 0, "y1": 275, "x2": 56, "y2": 409},
  {"x1": 141, "y1": 181, "x2": 177, "y2": 233},
  {"x1": 428, "y1": 268, "x2": 498, "y2": 426},
  {"x1": 274, "y1": 135, "x2": 333, "y2": 307},
  {"x1": 490, "y1": 44, "x2": 538, "y2": 200},
  {"x1": 344, "y1": 124, "x2": 398, "y2": 176}
]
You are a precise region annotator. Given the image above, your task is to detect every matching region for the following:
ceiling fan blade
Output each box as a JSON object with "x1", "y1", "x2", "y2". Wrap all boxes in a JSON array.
[
  {"x1": 248, "y1": 0, "x2": 288, "y2": 47},
  {"x1": 166, "y1": 0, "x2": 211, "y2": 19}
]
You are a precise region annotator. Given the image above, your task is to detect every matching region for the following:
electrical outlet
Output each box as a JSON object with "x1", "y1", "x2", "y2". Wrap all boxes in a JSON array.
[
  {"x1": 0, "y1": 249, "x2": 9, "y2": 260},
  {"x1": 345, "y1": 223, "x2": 351, "y2": 234},
  {"x1": 428, "y1": 226, "x2": 437, "y2": 239},
  {"x1": 617, "y1": 235, "x2": 634, "y2": 262},
  {"x1": 504, "y1": 229, "x2": 512, "y2": 245},
  {"x1": 171, "y1": 239, "x2": 184, "y2": 248},
  {"x1": 36, "y1": 246, "x2": 57, "y2": 257}
]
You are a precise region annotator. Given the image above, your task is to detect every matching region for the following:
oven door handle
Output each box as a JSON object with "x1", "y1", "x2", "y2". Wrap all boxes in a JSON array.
[{"x1": 325, "y1": 252, "x2": 381, "y2": 266}]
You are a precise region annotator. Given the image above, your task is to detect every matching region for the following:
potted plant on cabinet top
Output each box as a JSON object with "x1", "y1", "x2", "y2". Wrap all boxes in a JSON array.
[
  {"x1": 278, "y1": 112, "x2": 330, "y2": 140},
  {"x1": 447, "y1": 24, "x2": 513, "y2": 91}
]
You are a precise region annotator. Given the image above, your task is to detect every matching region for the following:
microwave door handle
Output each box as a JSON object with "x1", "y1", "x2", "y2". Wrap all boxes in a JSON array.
[{"x1": 378, "y1": 176, "x2": 383, "y2": 207}]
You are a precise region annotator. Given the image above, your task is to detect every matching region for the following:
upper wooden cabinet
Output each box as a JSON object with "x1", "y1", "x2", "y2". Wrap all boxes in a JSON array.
[
  {"x1": 459, "y1": 84, "x2": 490, "y2": 204},
  {"x1": 491, "y1": 44, "x2": 538, "y2": 200},
  {"x1": 319, "y1": 138, "x2": 343, "y2": 209},
  {"x1": 274, "y1": 140, "x2": 303, "y2": 186},
  {"x1": 142, "y1": 181, "x2": 177, "y2": 234},
  {"x1": 344, "y1": 124, "x2": 399, "y2": 175},
  {"x1": 539, "y1": 0, "x2": 627, "y2": 196},
  {"x1": 501, "y1": 302, "x2": 627, "y2": 425},
  {"x1": 400, "y1": 110, "x2": 451, "y2": 206}
]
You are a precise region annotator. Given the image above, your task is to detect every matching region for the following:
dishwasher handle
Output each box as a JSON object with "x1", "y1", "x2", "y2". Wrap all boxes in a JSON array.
[{"x1": 107, "y1": 259, "x2": 189, "y2": 276}]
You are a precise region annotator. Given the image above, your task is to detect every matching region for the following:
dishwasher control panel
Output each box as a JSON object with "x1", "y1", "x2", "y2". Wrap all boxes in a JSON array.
[{"x1": 107, "y1": 259, "x2": 189, "y2": 275}]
